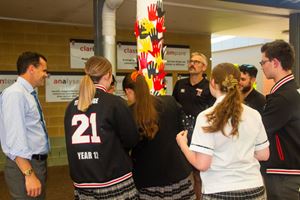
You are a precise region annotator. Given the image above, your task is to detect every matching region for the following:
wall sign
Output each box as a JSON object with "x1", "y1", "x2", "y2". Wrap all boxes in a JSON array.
[
  {"x1": 46, "y1": 74, "x2": 83, "y2": 102},
  {"x1": 0, "y1": 74, "x2": 17, "y2": 93},
  {"x1": 70, "y1": 39, "x2": 94, "y2": 69},
  {"x1": 117, "y1": 42, "x2": 190, "y2": 71}
]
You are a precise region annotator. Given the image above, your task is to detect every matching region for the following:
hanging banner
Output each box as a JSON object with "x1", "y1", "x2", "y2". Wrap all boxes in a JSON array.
[
  {"x1": 70, "y1": 39, "x2": 94, "y2": 69},
  {"x1": 0, "y1": 74, "x2": 17, "y2": 93},
  {"x1": 46, "y1": 74, "x2": 83, "y2": 102},
  {"x1": 117, "y1": 42, "x2": 190, "y2": 71}
]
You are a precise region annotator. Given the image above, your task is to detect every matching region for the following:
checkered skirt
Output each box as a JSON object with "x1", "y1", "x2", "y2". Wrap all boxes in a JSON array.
[
  {"x1": 138, "y1": 176, "x2": 196, "y2": 200},
  {"x1": 202, "y1": 186, "x2": 266, "y2": 200},
  {"x1": 74, "y1": 176, "x2": 138, "y2": 200}
]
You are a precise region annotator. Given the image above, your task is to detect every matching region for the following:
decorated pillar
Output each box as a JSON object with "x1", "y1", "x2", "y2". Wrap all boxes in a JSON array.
[{"x1": 135, "y1": 0, "x2": 166, "y2": 95}]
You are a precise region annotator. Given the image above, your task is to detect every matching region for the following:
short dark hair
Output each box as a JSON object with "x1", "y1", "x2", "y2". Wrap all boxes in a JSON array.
[
  {"x1": 261, "y1": 40, "x2": 295, "y2": 71},
  {"x1": 239, "y1": 64, "x2": 258, "y2": 78},
  {"x1": 16, "y1": 51, "x2": 47, "y2": 75}
]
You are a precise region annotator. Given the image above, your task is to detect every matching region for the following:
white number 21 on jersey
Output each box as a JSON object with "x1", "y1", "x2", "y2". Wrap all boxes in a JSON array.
[{"x1": 71, "y1": 113, "x2": 101, "y2": 144}]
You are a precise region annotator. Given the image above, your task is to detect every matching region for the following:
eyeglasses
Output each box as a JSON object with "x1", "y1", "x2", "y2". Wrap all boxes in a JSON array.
[
  {"x1": 189, "y1": 60, "x2": 204, "y2": 65},
  {"x1": 259, "y1": 60, "x2": 270, "y2": 66}
]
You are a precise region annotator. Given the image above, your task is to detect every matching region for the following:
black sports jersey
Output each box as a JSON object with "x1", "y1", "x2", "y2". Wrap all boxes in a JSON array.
[
  {"x1": 64, "y1": 85, "x2": 139, "y2": 188},
  {"x1": 172, "y1": 77, "x2": 215, "y2": 117},
  {"x1": 244, "y1": 89, "x2": 266, "y2": 115}
]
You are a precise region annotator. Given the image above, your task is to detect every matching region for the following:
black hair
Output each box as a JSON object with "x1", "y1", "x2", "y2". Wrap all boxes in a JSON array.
[
  {"x1": 239, "y1": 64, "x2": 258, "y2": 78},
  {"x1": 16, "y1": 51, "x2": 47, "y2": 75}
]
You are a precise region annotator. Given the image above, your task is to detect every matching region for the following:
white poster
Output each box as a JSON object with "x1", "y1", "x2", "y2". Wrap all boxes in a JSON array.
[
  {"x1": 165, "y1": 76, "x2": 173, "y2": 95},
  {"x1": 46, "y1": 75, "x2": 83, "y2": 102},
  {"x1": 0, "y1": 74, "x2": 17, "y2": 93},
  {"x1": 117, "y1": 42, "x2": 190, "y2": 71},
  {"x1": 115, "y1": 75, "x2": 126, "y2": 99},
  {"x1": 70, "y1": 39, "x2": 94, "y2": 69},
  {"x1": 165, "y1": 46, "x2": 190, "y2": 71},
  {"x1": 117, "y1": 43, "x2": 137, "y2": 70}
]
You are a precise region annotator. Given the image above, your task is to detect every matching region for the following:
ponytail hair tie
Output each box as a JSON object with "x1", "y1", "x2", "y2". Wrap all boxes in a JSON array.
[
  {"x1": 222, "y1": 75, "x2": 238, "y2": 90},
  {"x1": 131, "y1": 71, "x2": 143, "y2": 82}
]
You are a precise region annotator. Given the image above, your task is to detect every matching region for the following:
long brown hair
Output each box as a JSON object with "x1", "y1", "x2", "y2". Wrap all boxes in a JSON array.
[
  {"x1": 202, "y1": 63, "x2": 243, "y2": 137},
  {"x1": 78, "y1": 56, "x2": 112, "y2": 112},
  {"x1": 122, "y1": 73, "x2": 159, "y2": 139}
]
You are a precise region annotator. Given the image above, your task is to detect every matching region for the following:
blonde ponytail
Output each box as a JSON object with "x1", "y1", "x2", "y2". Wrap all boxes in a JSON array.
[
  {"x1": 77, "y1": 56, "x2": 112, "y2": 112},
  {"x1": 77, "y1": 75, "x2": 96, "y2": 112}
]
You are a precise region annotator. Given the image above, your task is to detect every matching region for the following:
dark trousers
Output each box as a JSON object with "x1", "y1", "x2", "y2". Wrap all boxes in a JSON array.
[
  {"x1": 4, "y1": 157, "x2": 47, "y2": 200},
  {"x1": 263, "y1": 173, "x2": 300, "y2": 200}
]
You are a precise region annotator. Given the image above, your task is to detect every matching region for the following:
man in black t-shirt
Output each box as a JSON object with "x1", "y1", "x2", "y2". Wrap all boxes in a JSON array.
[{"x1": 239, "y1": 64, "x2": 266, "y2": 115}]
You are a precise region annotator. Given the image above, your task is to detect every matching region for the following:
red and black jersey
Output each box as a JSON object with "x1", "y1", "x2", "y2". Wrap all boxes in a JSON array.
[
  {"x1": 261, "y1": 74, "x2": 300, "y2": 175},
  {"x1": 64, "y1": 85, "x2": 139, "y2": 188}
]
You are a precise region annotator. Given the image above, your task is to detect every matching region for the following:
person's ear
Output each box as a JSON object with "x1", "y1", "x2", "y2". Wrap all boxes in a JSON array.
[
  {"x1": 210, "y1": 78, "x2": 215, "y2": 88},
  {"x1": 202, "y1": 64, "x2": 208, "y2": 72},
  {"x1": 27, "y1": 65, "x2": 35, "y2": 74},
  {"x1": 250, "y1": 77, "x2": 256, "y2": 85},
  {"x1": 272, "y1": 58, "x2": 281, "y2": 68},
  {"x1": 124, "y1": 88, "x2": 130, "y2": 95},
  {"x1": 103, "y1": 72, "x2": 111, "y2": 81}
]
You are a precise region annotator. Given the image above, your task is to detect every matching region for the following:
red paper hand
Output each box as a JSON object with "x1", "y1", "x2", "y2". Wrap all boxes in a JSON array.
[
  {"x1": 138, "y1": 52, "x2": 150, "y2": 70},
  {"x1": 156, "y1": 17, "x2": 166, "y2": 33},
  {"x1": 147, "y1": 4, "x2": 158, "y2": 21}
]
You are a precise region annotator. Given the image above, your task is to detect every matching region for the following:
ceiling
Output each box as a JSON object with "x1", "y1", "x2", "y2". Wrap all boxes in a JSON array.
[{"x1": 0, "y1": 0, "x2": 298, "y2": 40}]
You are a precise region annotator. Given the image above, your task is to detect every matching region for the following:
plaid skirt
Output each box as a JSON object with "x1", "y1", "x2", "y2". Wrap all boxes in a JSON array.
[
  {"x1": 138, "y1": 176, "x2": 196, "y2": 200},
  {"x1": 202, "y1": 186, "x2": 266, "y2": 200},
  {"x1": 74, "y1": 177, "x2": 138, "y2": 200}
]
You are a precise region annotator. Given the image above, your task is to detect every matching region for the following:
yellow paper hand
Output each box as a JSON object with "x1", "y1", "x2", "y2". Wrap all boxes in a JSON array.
[
  {"x1": 138, "y1": 37, "x2": 152, "y2": 53},
  {"x1": 141, "y1": 18, "x2": 154, "y2": 35}
]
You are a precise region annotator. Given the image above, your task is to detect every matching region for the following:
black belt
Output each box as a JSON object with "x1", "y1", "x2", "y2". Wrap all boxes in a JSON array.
[{"x1": 32, "y1": 154, "x2": 48, "y2": 161}]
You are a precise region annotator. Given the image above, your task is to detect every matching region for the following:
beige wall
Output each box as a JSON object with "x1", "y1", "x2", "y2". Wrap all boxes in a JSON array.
[{"x1": 0, "y1": 19, "x2": 211, "y2": 137}]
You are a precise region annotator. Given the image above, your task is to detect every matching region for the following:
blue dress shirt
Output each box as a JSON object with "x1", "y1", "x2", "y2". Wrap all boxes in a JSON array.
[{"x1": 0, "y1": 77, "x2": 49, "y2": 160}]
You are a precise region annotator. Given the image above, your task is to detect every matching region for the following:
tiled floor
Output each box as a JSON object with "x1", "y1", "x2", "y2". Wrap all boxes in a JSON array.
[{"x1": 0, "y1": 165, "x2": 74, "y2": 200}]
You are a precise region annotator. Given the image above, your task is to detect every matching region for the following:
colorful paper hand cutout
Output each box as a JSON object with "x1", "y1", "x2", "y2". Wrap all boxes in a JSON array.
[{"x1": 147, "y1": 4, "x2": 158, "y2": 21}]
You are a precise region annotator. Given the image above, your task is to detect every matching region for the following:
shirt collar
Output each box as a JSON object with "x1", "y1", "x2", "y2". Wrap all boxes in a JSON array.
[
  {"x1": 95, "y1": 84, "x2": 107, "y2": 92},
  {"x1": 270, "y1": 74, "x2": 294, "y2": 94},
  {"x1": 17, "y1": 76, "x2": 34, "y2": 93},
  {"x1": 213, "y1": 94, "x2": 226, "y2": 106}
]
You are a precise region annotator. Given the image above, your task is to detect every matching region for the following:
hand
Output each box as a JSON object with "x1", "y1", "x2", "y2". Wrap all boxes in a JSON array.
[
  {"x1": 134, "y1": 20, "x2": 148, "y2": 39},
  {"x1": 154, "y1": 53, "x2": 164, "y2": 67},
  {"x1": 138, "y1": 52, "x2": 150, "y2": 70},
  {"x1": 153, "y1": 72, "x2": 165, "y2": 91},
  {"x1": 134, "y1": 20, "x2": 140, "y2": 37},
  {"x1": 141, "y1": 18, "x2": 154, "y2": 35},
  {"x1": 25, "y1": 173, "x2": 42, "y2": 197},
  {"x1": 156, "y1": 17, "x2": 166, "y2": 33},
  {"x1": 147, "y1": 4, "x2": 158, "y2": 21},
  {"x1": 157, "y1": 0, "x2": 165, "y2": 18},
  {"x1": 147, "y1": 61, "x2": 157, "y2": 79},
  {"x1": 138, "y1": 37, "x2": 152, "y2": 53},
  {"x1": 176, "y1": 130, "x2": 188, "y2": 148},
  {"x1": 149, "y1": 28, "x2": 159, "y2": 42},
  {"x1": 149, "y1": 41, "x2": 161, "y2": 57}
]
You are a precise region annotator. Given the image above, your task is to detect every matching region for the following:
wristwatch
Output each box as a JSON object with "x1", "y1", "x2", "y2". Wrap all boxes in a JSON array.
[{"x1": 23, "y1": 168, "x2": 33, "y2": 176}]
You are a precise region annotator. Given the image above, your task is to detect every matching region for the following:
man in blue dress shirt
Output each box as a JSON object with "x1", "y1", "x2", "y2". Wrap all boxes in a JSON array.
[{"x1": 0, "y1": 51, "x2": 50, "y2": 199}]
